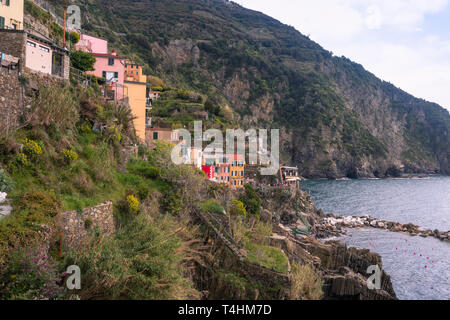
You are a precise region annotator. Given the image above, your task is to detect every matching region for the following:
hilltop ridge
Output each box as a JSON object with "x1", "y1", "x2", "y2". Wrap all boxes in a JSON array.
[{"x1": 41, "y1": 0, "x2": 450, "y2": 178}]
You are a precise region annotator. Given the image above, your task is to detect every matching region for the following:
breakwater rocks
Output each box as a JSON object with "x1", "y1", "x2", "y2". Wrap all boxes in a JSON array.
[{"x1": 318, "y1": 214, "x2": 450, "y2": 243}]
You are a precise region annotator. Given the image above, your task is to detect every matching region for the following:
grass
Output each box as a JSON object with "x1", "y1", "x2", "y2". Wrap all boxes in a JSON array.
[
  {"x1": 244, "y1": 242, "x2": 289, "y2": 274},
  {"x1": 199, "y1": 199, "x2": 225, "y2": 214}
]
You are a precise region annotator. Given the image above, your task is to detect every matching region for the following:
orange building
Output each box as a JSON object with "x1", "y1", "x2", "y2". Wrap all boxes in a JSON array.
[
  {"x1": 146, "y1": 128, "x2": 179, "y2": 145},
  {"x1": 228, "y1": 154, "x2": 245, "y2": 188},
  {"x1": 124, "y1": 61, "x2": 148, "y2": 142}
]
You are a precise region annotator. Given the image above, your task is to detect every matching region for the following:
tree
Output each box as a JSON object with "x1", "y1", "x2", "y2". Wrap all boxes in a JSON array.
[
  {"x1": 69, "y1": 31, "x2": 80, "y2": 45},
  {"x1": 70, "y1": 50, "x2": 96, "y2": 72},
  {"x1": 239, "y1": 184, "x2": 261, "y2": 218},
  {"x1": 204, "y1": 99, "x2": 221, "y2": 116}
]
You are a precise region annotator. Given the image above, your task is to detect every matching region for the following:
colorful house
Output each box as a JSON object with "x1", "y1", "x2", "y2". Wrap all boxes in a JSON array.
[
  {"x1": 91, "y1": 50, "x2": 127, "y2": 101},
  {"x1": 280, "y1": 166, "x2": 301, "y2": 188},
  {"x1": 124, "y1": 61, "x2": 147, "y2": 142},
  {"x1": 75, "y1": 33, "x2": 108, "y2": 54},
  {"x1": 0, "y1": 0, "x2": 24, "y2": 30},
  {"x1": 145, "y1": 128, "x2": 179, "y2": 145},
  {"x1": 0, "y1": 30, "x2": 70, "y2": 79},
  {"x1": 76, "y1": 34, "x2": 127, "y2": 101},
  {"x1": 216, "y1": 163, "x2": 231, "y2": 184},
  {"x1": 228, "y1": 154, "x2": 245, "y2": 188}
]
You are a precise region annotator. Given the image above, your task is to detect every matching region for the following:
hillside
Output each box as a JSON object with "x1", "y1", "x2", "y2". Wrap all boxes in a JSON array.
[
  {"x1": 0, "y1": 79, "x2": 399, "y2": 300},
  {"x1": 44, "y1": 0, "x2": 450, "y2": 178}
]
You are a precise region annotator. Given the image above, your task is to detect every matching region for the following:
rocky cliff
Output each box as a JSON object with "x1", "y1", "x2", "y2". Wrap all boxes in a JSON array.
[
  {"x1": 192, "y1": 185, "x2": 397, "y2": 300},
  {"x1": 47, "y1": 0, "x2": 449, "y2": 178}
]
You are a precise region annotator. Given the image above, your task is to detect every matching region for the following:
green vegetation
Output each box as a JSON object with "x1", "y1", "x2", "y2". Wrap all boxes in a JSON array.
[
  {"x1": 289, "y1": 264, "x2": 324, "y2": 300},
  {"x1": 245, "y1": 242, "x2": 289, "y2": 274},
  {"x1": 199, "y1": 199, "x2": 224, "y2": 214},
  {"x1": 53, "y1": 0, "x2": 449, "y2": 176},
  {"x1": 70, "y1": 51, "x2": 96, "y2": 72},
  {"x1": 239, "y1": 184, "x2": 262, "y2": 219},
  {"x1": 229, "y1": 200, "x2": 247, "y2": 217},
  {"x1": 0, "y1": 168, "x2": 12, "y2": 192},
  {"x1": 63, "y1": 214, "x2": 198, "y2": 300}
]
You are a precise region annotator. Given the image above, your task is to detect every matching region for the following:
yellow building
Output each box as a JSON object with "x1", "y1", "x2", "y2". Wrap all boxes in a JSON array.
[
  {"x1": 124, "y1": 62, "x2": 148, "y2": 142},
  {"x1": 0, "y1": 0, "x2": 24, "y2": 30},
  {"x1": 228, "y1": 154, "x2": 245, "y2": 188}
]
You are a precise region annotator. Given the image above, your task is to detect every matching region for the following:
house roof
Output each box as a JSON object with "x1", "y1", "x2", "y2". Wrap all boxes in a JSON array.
[
  {"x1": 26, "y1": 32, "x2": 70, "y2": 54},
  {"x1": 92, "y1": 52, "x2": 124, "y2": 59},
  {"x1": 146, "y1": 128, "x2": 173, "y2": 132}
]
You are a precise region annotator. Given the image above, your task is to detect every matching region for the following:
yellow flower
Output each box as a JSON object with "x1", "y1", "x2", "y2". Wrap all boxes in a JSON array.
[{"x1": 10, "y1": 275, "x2": 16, "y2": 279}]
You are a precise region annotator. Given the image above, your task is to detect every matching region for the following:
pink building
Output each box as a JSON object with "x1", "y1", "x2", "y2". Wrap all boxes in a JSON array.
[
  {"x1": 90, "y1": 51, "x2": 126, "y2": 101},
  {"x1": 76, "y1": 33, "x2": 126, "y2": 101},
  {"x1": 75, "y1": 33, "x2": 108, "y2": 54}
]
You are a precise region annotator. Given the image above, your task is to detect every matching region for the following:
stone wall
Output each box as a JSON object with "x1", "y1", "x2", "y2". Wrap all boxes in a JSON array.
[
  {"x1": 0, "y1": 66, "x2": 22, "y2": 138},
  {"x1": 60, "y1": 201, "x2": 115, "y2": 248},
  {"x1": 0, "y1": 30, "x2": 27, "y2": 69}
]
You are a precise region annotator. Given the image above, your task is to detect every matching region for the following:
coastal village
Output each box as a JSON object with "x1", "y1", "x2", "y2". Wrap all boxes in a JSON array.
[
  {"x1": 1, "y1": 0, "x2": 448, "y2": 303},
  {"x1": 0, "y1": 0, "x2": 302, "y2": 189}
]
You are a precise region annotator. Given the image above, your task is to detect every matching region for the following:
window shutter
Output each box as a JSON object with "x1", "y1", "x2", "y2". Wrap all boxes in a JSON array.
[
  {"x1": 0, "y1": 17, "x2": 5, "y2": 29},
  {"x1": 114, "y1": 72, "x2": 118, "y2": 78},
  {"x1": 102, "y1": 71, "x2": 106, "y2": 78},
  {"x1": 6, "y1": 0, "x2": 10, "y2": 6}
]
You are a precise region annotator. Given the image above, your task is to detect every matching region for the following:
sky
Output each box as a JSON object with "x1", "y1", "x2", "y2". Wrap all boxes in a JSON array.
[{"x1": 239, "y1": 0, "x2": 450, "y2": 111}]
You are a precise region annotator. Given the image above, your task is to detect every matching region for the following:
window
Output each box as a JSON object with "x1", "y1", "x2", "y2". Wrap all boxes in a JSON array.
[
  {"x1": 153, "y1": 132, "x2": 158, "y2": 140},
  {"x1": 6, "y1": 0, "x2": 10, "y2": 6},
  {"x1": 108, "y1": 57, "x2": 114, "y2": 65},
  {"x1": 27, "y1": 41, "x2": 36, "y2": 47},
  {"x1": 102, "y1": 71, "x2": 106, "y2": 78},
  {"x1": 39, "y1": 45, "x2": 50, "y2": 52},
  {"x1": 0, "y1": 16, "x2": 5, "y2": 29},
  {"x1": 114, "y1": 72, "x2": 118, "y2": 78},
  {"x1": 12, "y1": 24, "x2": 17, "y2": 30}
]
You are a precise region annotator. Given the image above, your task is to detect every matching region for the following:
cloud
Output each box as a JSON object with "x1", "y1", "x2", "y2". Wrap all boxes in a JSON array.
[
  {"x1": 365, "y1": 5, "x2": 382, "y2": 30},
  {"x1": 240, "y1": 0, "x2": 450, "y2": 110}
]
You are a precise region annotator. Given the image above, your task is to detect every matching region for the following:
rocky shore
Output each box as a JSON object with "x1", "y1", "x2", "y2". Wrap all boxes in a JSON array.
[{"x1": 317, "y1": 214, "x2": 450, "y2": 243}]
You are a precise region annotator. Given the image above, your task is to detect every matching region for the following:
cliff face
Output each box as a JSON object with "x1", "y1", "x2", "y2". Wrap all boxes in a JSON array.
[
  {"x1": 259, "y1": 187, "x2": 397, "y2": 300},
  {"x1": 192, "y1": 186, "x2": 397, "y2": 300},
  {"x1": 49, "y1": 0, "x2": 449, "y2": 178}
]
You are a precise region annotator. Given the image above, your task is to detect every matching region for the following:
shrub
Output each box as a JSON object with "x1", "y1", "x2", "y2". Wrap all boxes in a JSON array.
[
  {"x1": 17, "y1": 190, "x2": 61, "y2": 219},
  {"x1": 0, "y1": 245, "x2": 65, "y2": 300},
  {"x1": 289, "y1": 264, "x2": 324, "y2": 300},
  {"x1": 200, "y1": 199, "x2": 224, "y2": 214},
  {"x1": 176, "y1": 89, "x2": 191, "y2": 100},
  {"x1": 29, "y1": 85, "x2": 79, "y2": 132},
  {"x1": 21, "y1": 138, "x2": 43, "y2": 157},
  {"x1": 107, "y1": 126, "x2": 122, "y2": 144},
  {"x1": 16, "y1": 153, "x2": 30, "y2": 166},
  {"x1": 127, "y1": 161, "x2": 160, "y2": 179},
  {"x1": 64, "y1": 214, "x2": 197, "y2": 299},
  {"x1": 0, "y1": 168, "x2": 13, "y2": 192},
  {"x1": 245, "y1": 242, "x2": 289, "y2": 274},
  {"x1": 77, "y1": 121, "x2": 92, "y2": 134},
  {"x1": 136, "y1": 183, "x2": 149, "y2": 201},
  {"x1": 230, "y1": 200, "x2": 246, "y2": 217},
  {"x1": 239, "y1": 184, "x2": 261, "y2": 218},
  {"x1": 69, "y1": 31, "x2": 80, "y2": 45},
  {"x1": 250, "y1": 221, "x2": 272, "y2": 244},
  {"x1": 160, "y1": 189, "x2": 184, "y2": 216},
  {"x1": 70, "y1": 50, "x2": 96, "y2": 72},
  {"x1": 126, "y1": 195, "x2": 139, "y2": 215},
  {"x1": 84, "y1": 218, "x2": 93, "y2": 230},
  {"x1": 62, "y1": 148, "x2": 79, "y2": 163},
  {"x1": 204, "y1": 99, "x2": 221, "y2": 116}
]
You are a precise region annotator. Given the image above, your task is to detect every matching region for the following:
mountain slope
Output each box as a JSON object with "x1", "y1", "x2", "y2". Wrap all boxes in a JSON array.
[{"x1": 51, "y1": 0, "x2": 449, "y2": 177}]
